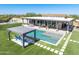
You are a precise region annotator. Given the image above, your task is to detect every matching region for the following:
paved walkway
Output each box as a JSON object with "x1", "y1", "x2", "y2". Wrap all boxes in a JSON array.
[
  {"x1": 70, "y1": 39, "x2": 79, "y2": 44},
  {"x1": 34, "y1": 42, "x2": 59, "y2": 54},
  {"x1": 59, "y1": 32, "x2": 72, "y2": 55}
]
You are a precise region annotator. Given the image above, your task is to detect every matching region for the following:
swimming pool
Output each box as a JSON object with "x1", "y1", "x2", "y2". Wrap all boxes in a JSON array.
[{"x1": 27, "y1": 30, "x2": 63, "y2": 45}]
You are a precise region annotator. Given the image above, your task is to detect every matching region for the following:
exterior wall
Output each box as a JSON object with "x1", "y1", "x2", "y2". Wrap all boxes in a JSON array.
[
  {"x1": 23, "y1": 19, "x2": 28, "y2": 23},
  {"x1": 9, "y1": 18, "x2": 23, "y2": 23},
  {"x1": 24, "y1": 18, "x2": 73, "y2": 31},
  {"x1": 57, "y1": 22, "x2": 62, "y2": 30},
  {"x1": 28, "y1": 19, "x2": 67, "y2": 30}
]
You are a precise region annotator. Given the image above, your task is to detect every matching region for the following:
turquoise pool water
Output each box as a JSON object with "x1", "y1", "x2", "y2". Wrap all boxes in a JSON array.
[{"x1": 27, "y1": 30, "x2": 62, "y2": 44}]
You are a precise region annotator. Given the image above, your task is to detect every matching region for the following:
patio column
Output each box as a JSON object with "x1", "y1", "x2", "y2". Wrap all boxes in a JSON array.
[
  {"x1": 8, "y1": 31, "x2": 11, "y2": 40},
  {"x1": 47, "y1": 21, "x2": 48, "y2": 28},
  {"x1": 27, "y1": 19, "x2": 28, "y2": 24},
  {"x1": 35, "y1": 20, "x2": 37, "y2": 25},
  {"x1": 44, "y1": 20, "x2": 45, "y2": 26},
  {"x1": 22, "y1": 18, "x2": 24, "y2": 24},
  {"x1": 27, "y1": 19, "x2": 29, "y2": 24},
  {"x1": 56, "y1": 21, "x2": 58, "y2": 29},
  {"x1": 38, "y1": 20, "x2": 40, "y2": 26},
  {"x1": 67, "y1": 22, "x2": 70, "y2": 33},
  {"x1": 51, "y1": 21, "x2": 52, "y2": 28}
]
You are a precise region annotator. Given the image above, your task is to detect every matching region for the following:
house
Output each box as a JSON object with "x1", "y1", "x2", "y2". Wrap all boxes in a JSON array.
[{"x1": 22, "y1": 17, "x2": 73, "y2": 31}]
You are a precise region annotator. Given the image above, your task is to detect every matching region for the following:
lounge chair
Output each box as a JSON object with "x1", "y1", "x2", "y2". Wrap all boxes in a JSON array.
[
  {"x1": 24, "y1": 37, "x2": 35, "y2": 44},
  {"x1": 15, "y1": 35, "x2": 22, "y2": 40},
  {"x1": 15, "y1": 35, "x2": 35, "y2": 44}
]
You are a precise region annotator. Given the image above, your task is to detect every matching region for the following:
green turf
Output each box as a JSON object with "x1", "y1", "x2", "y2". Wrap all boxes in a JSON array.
[
  {"x1": 64, "y1": 30, "x2": 79, "y2": 55},
  {"x1": 70, "y1": 30, "x2": 79, "y2": 41},
  {"x1": 64, "y1": 41, "x2": 79, "y2": 55}
]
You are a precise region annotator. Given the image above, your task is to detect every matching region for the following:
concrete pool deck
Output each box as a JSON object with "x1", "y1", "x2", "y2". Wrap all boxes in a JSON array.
[{"x1": 23, "y1": 24, "x2": 66, "y2": 35}]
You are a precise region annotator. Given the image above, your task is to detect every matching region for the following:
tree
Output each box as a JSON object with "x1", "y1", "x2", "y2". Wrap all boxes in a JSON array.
[
  {"x1": 69, "y1": 15, "x2": 79, "y2": 20},
  {"x1": 25, "y1": 13, "x2": 42, "y2": 17}
]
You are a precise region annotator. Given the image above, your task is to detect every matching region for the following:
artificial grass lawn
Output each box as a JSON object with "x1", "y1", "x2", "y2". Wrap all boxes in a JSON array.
[
  {"x1": 64, "y1": 30, "x2": 79, "y2": 55},
  {"x1": 70, "y1": 30, "x2": 79, "y2": 41},
  {"x1": 0, "y1": 23, "x2": 54, "y2": 55},
  {"x1": 64, "y1": 41, "x2": 79, "y2": 55}
]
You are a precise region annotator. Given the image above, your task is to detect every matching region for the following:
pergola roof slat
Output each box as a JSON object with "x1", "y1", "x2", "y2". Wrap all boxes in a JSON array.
[{"x1": 7, "y1": 26, "x2": 36, "y2": 35}]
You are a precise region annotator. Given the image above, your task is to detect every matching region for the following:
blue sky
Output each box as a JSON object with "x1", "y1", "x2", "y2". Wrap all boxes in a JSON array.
[{"x1": 0, "y1": 4, "x2": 79, "y2": 15}]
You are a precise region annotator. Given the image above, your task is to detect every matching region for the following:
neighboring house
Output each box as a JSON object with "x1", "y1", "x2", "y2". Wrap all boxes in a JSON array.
[
  {"x1": 73, "y1": 19, "x2": 79, "y2": 27},
  {"x1": 42, "y1": 14, "x2": 66, "y2": 17},
  {"x1": 9, "y1": 18, "x2": 23, "y2": 23}
]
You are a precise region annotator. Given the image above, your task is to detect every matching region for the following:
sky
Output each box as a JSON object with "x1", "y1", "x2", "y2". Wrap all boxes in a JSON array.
[{"x1": 0, "y1": 4, "x2": 79, "y2": 15}]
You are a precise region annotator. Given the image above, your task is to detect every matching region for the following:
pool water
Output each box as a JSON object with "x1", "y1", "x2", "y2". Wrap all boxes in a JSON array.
[{"x1": 27, "y1": 30, "x2": 62, "y2": 44}]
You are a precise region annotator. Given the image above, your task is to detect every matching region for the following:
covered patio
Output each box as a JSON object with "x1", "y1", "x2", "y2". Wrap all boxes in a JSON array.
[{"x1": 7, "y1": 26, "x2": 36, "y2": 48}]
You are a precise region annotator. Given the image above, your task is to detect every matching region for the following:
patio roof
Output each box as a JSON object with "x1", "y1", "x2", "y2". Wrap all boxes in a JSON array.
[
  {"x1": 22, "y1": 17, "x2": 73, "y2": 22},
  {"x1": 7, "y1": 26, "x2": 36, "y2": 35}
]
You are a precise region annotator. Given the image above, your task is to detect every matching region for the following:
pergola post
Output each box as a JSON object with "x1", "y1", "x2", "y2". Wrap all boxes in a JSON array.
[
  {"x1": 22, "y1": 34, "x2": 25, "y2": 48},
  {"x1": 8, "y1": 31, "x2": 11, "y2": 40},
  {"x1": 34, "y1": 30, "x2": 36, "y2": 39}
]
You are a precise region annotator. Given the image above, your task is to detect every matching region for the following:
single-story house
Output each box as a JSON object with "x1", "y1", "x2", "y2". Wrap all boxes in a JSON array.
[{"x1": 22, "y1": 17, "x2": 73, "y2": 31}]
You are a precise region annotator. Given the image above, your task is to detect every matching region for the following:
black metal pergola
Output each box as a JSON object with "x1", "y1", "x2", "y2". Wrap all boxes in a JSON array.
[{"x1": 7, "y1": 26, "x2": 36, "y2": 48}]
